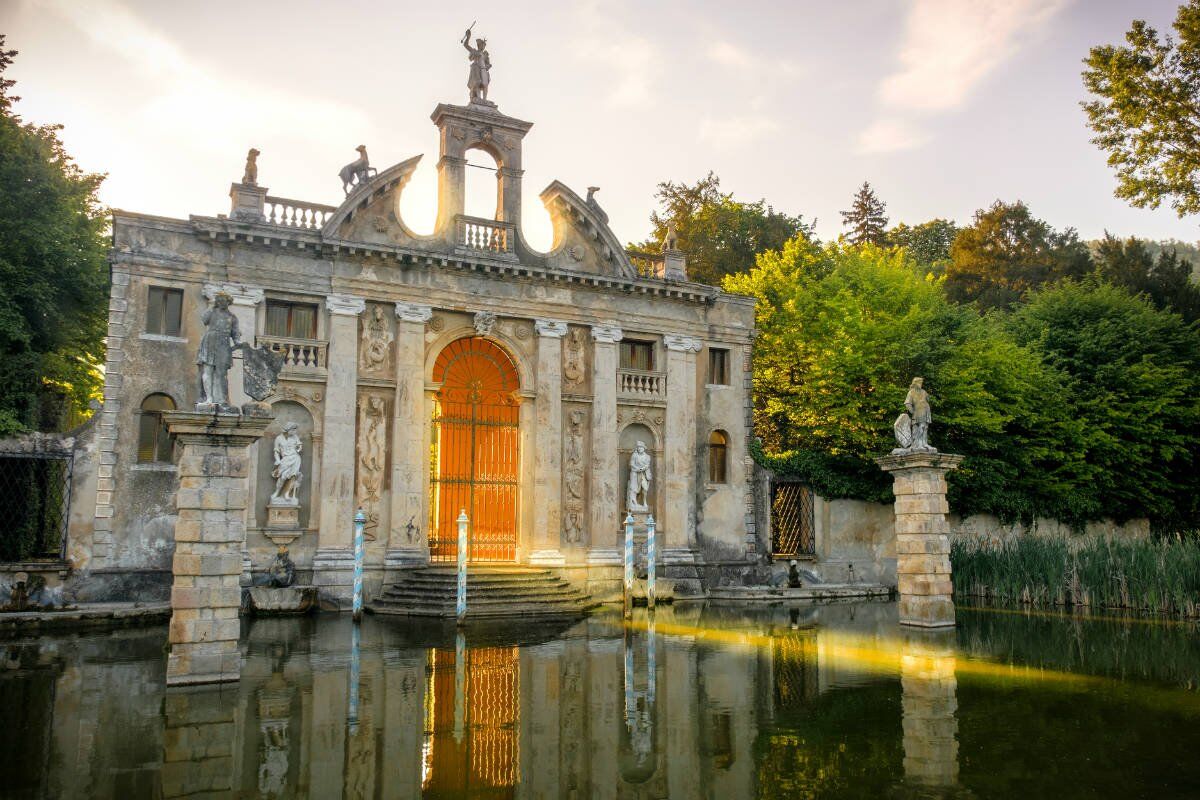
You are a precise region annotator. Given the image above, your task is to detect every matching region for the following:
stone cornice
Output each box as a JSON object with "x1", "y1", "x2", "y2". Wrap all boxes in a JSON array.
[
  {"x1": 535, "y1": 319, "x2": 568, "y2": 338},
  {"x1": 875, "y1": 452, "x2": 964, "y2": 473},
  {"x1": 326, "y1": 294, "x2": 366, "y2": 316},
  {"x1": 664, "y1": 334, "x2": 703, "y2": 353},
  {"x1": 591, "y1": 324, "x2": 623, "y2": 344},
  {"x1": 395, "y1": 302, "x2": 433, "y2": 324}
]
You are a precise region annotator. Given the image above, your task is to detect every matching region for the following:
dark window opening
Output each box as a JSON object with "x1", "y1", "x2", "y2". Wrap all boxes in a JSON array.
[
  {"x1": 146, "y1": 287, "x2": 183, "y2": 336},
  {"x1": 137, "y1": 393, "x2": 176, "y2": 463},
  {"x1": 708, "y1": 430, "x2": 728, "y2": 483},
  {"x1": 265, "y1": 301, "x2": 319, "y2": 339},
  {"x1": 620, "y1": 340, "x2": 655, "y2": 371},
  {"x1": 708, "y1": 348, "x2": 730, "y2": 385}
]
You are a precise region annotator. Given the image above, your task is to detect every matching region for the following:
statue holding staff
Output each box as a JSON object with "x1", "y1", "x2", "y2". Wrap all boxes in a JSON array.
[{"x1": 461, "y1": 24, "x2": 492, "y2": 105}]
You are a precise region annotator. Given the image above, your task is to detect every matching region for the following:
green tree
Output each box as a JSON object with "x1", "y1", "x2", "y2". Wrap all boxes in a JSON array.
[
  {"x1": 1091, "y1": 233, "x2": 1200, "y2": 322},
  {"x1": 887, "y1": 218, "x2": 958, "y2": 273},
  {"x1": 635, "y1": 172, "x2": 810, "y2": 285},
  {"x1": 1082, "y1": 0, "x2": 1200, "y2": 217},
  {"x1": 945, "y1": 201, "x2": 1092, "y2": 309},
  {"x1": 1009, "y1": 280, "x2": 1200, "y2": 530},
  {"x1": 0, "y1": 38, "x2": 108, "y2": 434},
  {"x1": 725, "y1": 239, "x2": 1091, "y2": 521},
  {"x1": 840, "y1": 181, "x2": 888, "y2": 246}
]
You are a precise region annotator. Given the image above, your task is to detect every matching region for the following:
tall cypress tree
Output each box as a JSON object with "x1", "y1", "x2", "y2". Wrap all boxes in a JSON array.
[{"x1": 840, "y1": 181, "x2": 889, "y2": 246}]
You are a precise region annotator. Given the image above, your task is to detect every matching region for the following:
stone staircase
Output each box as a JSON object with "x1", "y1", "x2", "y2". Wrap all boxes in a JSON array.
[{"x1": 367, "y1": 566, "x2": 598, "y2": 619}]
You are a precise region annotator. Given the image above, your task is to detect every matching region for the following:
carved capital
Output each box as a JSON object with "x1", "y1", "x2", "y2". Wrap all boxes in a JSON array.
[
  {"x1": 591, "y1": 324, "x2": 624, "y2": 344},
  {"x1": 395, "y1": 302, "x2": 434, "y2": 324},
  {"x1": 203, "y1": 283, "x2": 264, "y2": 307},
  {"x1": 535, "y1": 319, "x2": 568, "y2": 338},
  {"x1": 664, "y1": 334, "x2": 703, "y2": 353},
  {"x1": 326, "y1": 294, "x2": 366, "y2": 317}
]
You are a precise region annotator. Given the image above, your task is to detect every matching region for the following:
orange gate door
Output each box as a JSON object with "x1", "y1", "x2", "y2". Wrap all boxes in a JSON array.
[{"x1": 429, "y1": 337, "x2": 521, "y2": 562}]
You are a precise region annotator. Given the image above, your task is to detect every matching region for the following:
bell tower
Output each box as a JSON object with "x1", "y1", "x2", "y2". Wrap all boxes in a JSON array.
[{"x1": 431, "y1": 103, "x2": 534, "y2": 244}]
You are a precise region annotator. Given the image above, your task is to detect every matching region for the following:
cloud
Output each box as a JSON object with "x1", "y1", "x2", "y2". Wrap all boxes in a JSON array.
[
  {"x1": 572, "y1": 1, "x2": 661, "y2": 109},
  {"x1": 859, "y1": 0, "x2": 1071, "y2": 153},
  {"x1": 699, "y1": 115, "x2": 780, "y2": 148}
]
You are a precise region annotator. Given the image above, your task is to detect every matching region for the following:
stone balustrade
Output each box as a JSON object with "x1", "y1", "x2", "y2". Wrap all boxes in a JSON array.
[
  {"x1": 618, "y1": 368, "x2": 664, "y2": 399},
  {"x1": 626, "y1": 249, "x2": 666, "y2": 279},
  {"x1": 258, "y1": 335, "x2": 327, "y2": 374},
  {"x1": 264, "y1": 196, "x2": 337, "y2": 229},
  {"x1": 455, "y1": 214, "x2": 516, "y2": 256}
]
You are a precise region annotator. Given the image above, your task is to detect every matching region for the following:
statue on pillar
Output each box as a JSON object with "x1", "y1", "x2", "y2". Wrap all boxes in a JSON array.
[
  {"x1": 893, "y1": 376, "x2": 936, "y2": 454},
  {"x1": 196, "y1": 292, "x2": 241, "y2": 412},
  {"x1": 461, "y1": 25, "x2": 493, "y2": 106},
  {"x1": 242, "y1": 148, "x2": 260, "y2": 185},
  {"x1": 270, "y1": 422, "x2": 303, "y2": 506},
  {"x1": 626, "y1": 441, "x2": 652, "y2": 513}
]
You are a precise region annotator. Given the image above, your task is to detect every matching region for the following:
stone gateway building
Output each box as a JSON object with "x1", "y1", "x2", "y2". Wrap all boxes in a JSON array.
[{"x1": 70, "y1": 92, "x2": 757, "y2": 605}]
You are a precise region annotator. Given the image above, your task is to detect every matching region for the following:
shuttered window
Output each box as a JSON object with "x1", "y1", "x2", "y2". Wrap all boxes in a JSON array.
[
  {"x1": 146, "y1": 287, "x2": 183, "y2": 336},
  {"x1": 265, "y1": 301, "x2": 318, "y2": 338}
]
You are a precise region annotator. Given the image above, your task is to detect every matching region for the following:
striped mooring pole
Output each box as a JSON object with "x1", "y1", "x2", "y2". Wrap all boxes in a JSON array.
[
  {"x1": 623, "y1": 512, "x2": 635, "y2": 619},
  {"x1": 456, "y1": 509, "x2": 469, "y2": 624},
  {"x1": 352, "y1": 508, "x2": 366, "y2": 621},
  {"x1": 646, "y1": 514, "x2": 657, "y2": 611}
]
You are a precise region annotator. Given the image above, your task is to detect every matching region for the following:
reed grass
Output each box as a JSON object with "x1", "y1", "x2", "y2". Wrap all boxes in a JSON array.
[{"x1": 950, "y1": 535, "x2": 1200, "y2": 618}]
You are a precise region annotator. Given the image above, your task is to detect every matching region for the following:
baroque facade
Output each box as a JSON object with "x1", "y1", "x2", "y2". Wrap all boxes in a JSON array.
[{"x1": 71, "y1": 94, "x2": 756, "y2": 604}]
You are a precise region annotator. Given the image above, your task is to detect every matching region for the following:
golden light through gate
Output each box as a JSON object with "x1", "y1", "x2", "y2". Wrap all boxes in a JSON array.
[{"x1": 429, "y1": 337, "x2": 522, "y2": 562}]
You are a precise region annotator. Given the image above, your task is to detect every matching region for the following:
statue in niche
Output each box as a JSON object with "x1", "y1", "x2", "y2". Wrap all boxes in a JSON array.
[
  {"x1": 360, "y1": 305, "x2": 394, "y2": 372},
  {"x1": 461, "y1": 25, "x2": 492, "y2": 105},
  {"x1": 242, "y1": 148, "x2": 260, "y2": 185},
  {"x1": 563, "y1": 328, "x2": 586, "y2": 389},
  {"x1": 357, "y1": 395, "x2": 387, "y2": 536},
  {"x1": 196, "y1": 292, "x2": 241, "y2": 412},
  {"x1": 270, "y1": 422, "x2": 303, "y2": 506},
  {"x1": 626, "y1": 441, "x2": 652, "y2": 513},
  {"x1": 267, "y1": 546, "x2": 295, "y2": 588},
  {"x1": 339, "y1": 145, "x2": 376, "y2": 194},
  {"x1": 892, "y1": 376, "x2": 936, "y2": 454}
]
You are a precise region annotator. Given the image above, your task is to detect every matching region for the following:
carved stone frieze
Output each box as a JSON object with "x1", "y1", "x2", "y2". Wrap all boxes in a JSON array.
[
  {"x1": 355, "y1": 393, "x2": 389, "y2": 540},
  {"x1": 563, "y1": 407, "x2": 588, "y2": 545},
  {"x1": 359, "y1": 304, "x2": 394, "y2": 374},
  {"x1": 663, "y1": 334, "x2": 703, "y2": 352},
  {"x1": 563, "y1": 327, "x2": 587, "y2": 391}
]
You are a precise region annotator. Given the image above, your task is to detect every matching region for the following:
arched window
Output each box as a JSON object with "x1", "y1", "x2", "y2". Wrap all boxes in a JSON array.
[
  {"x1": 708, "y1": 430, "x2": 728, "y2": 484},
  {"x1": 138, "y1": 393, "x2": 176, "y2": 463}
]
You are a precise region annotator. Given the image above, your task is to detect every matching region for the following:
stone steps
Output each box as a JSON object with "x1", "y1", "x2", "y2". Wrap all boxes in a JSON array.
[{"x1": 368, "y1": 566, "x2": 598, "y2": 620}]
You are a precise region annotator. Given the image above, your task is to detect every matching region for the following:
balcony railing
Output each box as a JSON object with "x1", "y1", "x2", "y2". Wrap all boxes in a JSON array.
[
  {"x1": 264, "y1": 196, "x2": 337, "y2": 230},
  {"x1": 258, "y1": 335, "x2": 327, "y2": 374},
  {"x1": 626, "y1": 249, "x2": 665, "y2": 279},
  {"x1": 456, "y1": 215, "x2": 516, "y2": 257},
  {"x1": 618, "y1": 368, "x2": 665, "y2": 399}
]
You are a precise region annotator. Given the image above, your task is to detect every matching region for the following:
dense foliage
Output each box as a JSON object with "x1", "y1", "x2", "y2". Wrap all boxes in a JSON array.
[
  {"x1": 1083, "y1": 0, "x2": 1200, "y2": 217},
  {"x1": 1090, "y1": 233, "x2": 1200, "y2": 322},
  {"x1": 728, "y1": 234, "x2": 1200, "y2": 530},
  {"x1": 885, "y1": 218, "x2": 957, "y2": 273},
  {"x1": 839, "y1": 182, "x2": 888, "y2": 246},
  {"x1": 952, "y1": 535, "x2": 1200, "y2": 617},
  {"x1": 634, "y1": 172, "x2": 810, "y2": 285},
  {"x1": 0, "y1": 39, "x2": 108, "y2": 434}
]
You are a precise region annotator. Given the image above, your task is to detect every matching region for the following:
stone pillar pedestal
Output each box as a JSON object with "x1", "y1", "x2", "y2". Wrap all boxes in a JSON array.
[
  {"x1": 164, "y1": 411, "x2": 270, "y2": 686},
  {"x1": 387, "y1": 302, "x2": 433, "y2": 569},
  {"x1": 876, "y1": 452, "x2": 963, "y2": 628},
  {"x1": 900, "y1": 628, "x2": 960, "y2": 790},
  {"x1": 530, "y1": 319, "x2": 567, "y2": 566}
]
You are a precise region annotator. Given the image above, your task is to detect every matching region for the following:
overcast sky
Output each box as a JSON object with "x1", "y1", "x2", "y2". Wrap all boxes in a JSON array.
[{"x1": 3, "y1": 0, "x2": 1197, "y2": 252}]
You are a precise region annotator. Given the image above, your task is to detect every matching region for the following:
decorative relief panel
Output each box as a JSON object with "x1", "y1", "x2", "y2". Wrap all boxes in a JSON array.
[
  {"x1": 562, "y1": 326, "x2": 588, "y2": 393},
  {"x1": 355, "y1": 392, "x2": 390, "y2": 540},
  {"x1": 562, "y1": 406, "x2": 589, "y2": 546},
  {"x1": 359, "y1": 303, "x2": 395, "y2": 376}
]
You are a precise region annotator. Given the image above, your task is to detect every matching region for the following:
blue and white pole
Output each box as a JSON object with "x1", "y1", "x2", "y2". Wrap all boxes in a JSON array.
[
  {"x1": 456, "y1": 509, "x2": 469, "y2": 624},
  {"x1": 347, "y1": 620, "x2": 361, "y2": 733},
  {"x1": 453, "y1": 629, "x2": 466, "y2": 743},
  {"x1": 646, "y1": 514, "x2": 657, "y2": 611},
  {"x1": 623, "y1": 512, "x2": 635, "y2": 619},
  {"x1": 352, "y1": 508, "x2": 366, "y2": 621}
]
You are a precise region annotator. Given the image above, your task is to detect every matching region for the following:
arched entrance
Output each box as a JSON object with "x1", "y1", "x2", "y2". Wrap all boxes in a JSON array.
[{"x1": 429, "y1": 337, "x2": 521, "y2": 562}]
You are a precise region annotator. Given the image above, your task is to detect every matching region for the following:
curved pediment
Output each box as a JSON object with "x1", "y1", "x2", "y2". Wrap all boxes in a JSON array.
[
  {"x1": 321, "y1": 155, "x2": 425, "y2": 245},
  {"x1": 538, "y1": 181, "x2": 636, "y2": 279}
]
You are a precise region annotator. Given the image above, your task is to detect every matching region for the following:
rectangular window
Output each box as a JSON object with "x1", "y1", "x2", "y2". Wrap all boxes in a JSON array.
[
  {"x1": 146, "y1": 287, "x2": 183, "y2": 336},
  {"x1": 265, "y1": 300, "x2": 319, "y2": 339},
  {"x1": 620, "y1": 340, "x2": 655, "y2": 371},
  {"x1": 708, "y1": 348, "x2": 730, "y2": 385}
]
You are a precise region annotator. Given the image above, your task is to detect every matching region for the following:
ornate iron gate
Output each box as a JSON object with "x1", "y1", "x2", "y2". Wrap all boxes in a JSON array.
[
  {"x1": 770, "y1": 482, "x2": 815, "y2": 557},
  {"x1": 429, "y1": 338, "x2": 521, "y2": 563}
]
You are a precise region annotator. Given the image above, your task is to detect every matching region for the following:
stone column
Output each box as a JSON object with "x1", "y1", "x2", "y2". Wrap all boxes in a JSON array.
[
  {"x1": 314, "y1": 294, "x2": 366, "y2": 605},
  {"x1": 164, "y1": 411, "x2": 270, "y2": 685},
  {"x1": 876, "y1": 452, "x2": 964, "y2": 627},
  {"x1": 530, "y1": 319, "x2": 568, "y2": 566},
  {"x1": 588, "y1": 324, "x2": 623, "y2": 564},
  {"x1": 662, "y1": 335, "x2": 702, "y2": 559},
  {"x1": 386, "y1": 302, "x2": 433, "y2": 569},
  {"x1": 900, "y1": 629, "x2": 960, "y2": 790}
]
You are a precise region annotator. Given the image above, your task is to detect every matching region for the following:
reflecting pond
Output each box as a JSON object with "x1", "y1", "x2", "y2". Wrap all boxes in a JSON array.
[{"x1": 2, "y1": 601, "x2": 1199, "y2": 799}]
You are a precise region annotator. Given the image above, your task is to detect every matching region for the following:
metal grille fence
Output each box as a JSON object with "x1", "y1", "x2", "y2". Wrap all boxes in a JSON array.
[
  {"x1": 770, "y1": 482, "x2": 815, "y2": 557},
  {"x1": 0, "y1": 449, "x2": 72, "y2": 561}
]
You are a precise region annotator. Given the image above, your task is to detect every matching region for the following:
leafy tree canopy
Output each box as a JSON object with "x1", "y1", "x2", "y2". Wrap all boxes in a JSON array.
[
  {"x1": 634, "y1": 172, "x2": 812, "y2": 285},
  {"x1": 840, "y1": 181, "x2": 889, "y2": 246},
  {"x1": 1091, "y1": 233, "x2": 1200, "y2": 322},
  {"x1": 1083, "y1": 0, "x2": 1200, "y2": 217},
  {"x1": 887, "y1": 218, "x2": 958, "y2": 273},
  {"x1": 0, "y1": 37, "x2": 109, "y2": 434},
  {"x1": 945, "y1": 201, "x2": 1092, "y2": 309}
]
